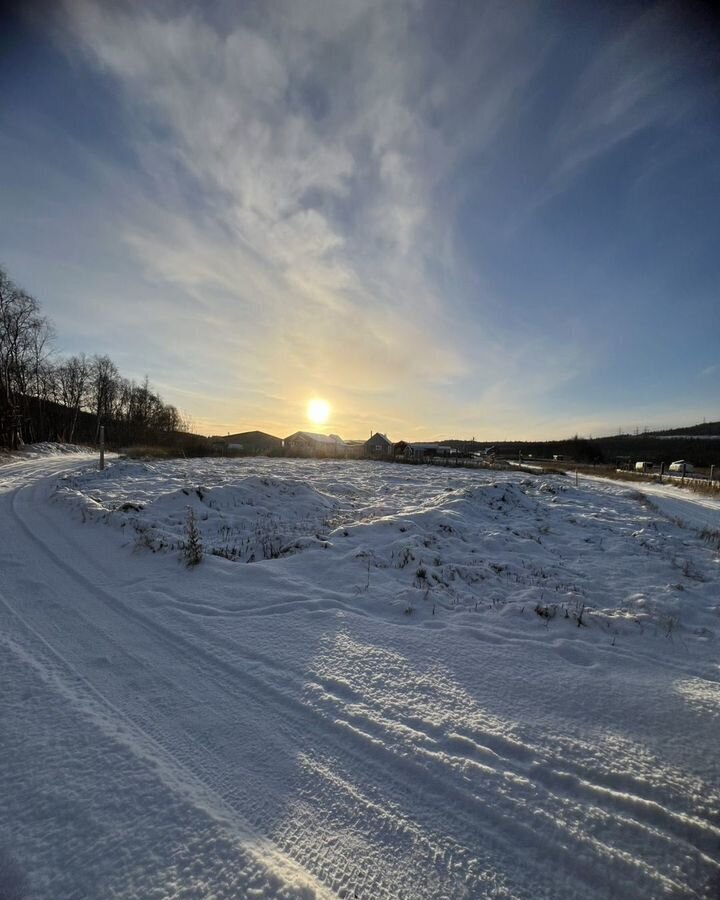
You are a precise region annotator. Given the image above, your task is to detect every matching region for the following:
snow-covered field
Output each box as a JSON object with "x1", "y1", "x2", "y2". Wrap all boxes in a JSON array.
[{"x1": 1, "y1": 452, "x2": 719, "y2": 898}]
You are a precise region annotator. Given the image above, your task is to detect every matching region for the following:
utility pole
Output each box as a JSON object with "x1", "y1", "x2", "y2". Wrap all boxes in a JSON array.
[{"x1": 99, "y1": 425, "x2": 105, "y2": 471}]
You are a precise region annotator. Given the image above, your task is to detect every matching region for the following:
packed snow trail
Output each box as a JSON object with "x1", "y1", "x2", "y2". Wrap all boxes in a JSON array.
[
  {"x1": 580, "y1": 472, "x2": 720, "y2": 533},
  {"x1": 1, "y1": 455, "x2": 719, "y2": 898},
  {"x1": 0, "y1": 457, "x2": 332, "y2": 899}
]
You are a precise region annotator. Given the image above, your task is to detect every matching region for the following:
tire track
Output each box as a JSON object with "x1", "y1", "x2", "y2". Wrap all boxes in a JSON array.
[{"x1": 0, "y1": 599, "x2": 335, "y2": 900}]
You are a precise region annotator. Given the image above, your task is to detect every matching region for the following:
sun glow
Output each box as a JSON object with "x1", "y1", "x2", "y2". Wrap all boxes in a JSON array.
[{"x1": 307, "y1": 398, "x2": 331, "y2": 425}]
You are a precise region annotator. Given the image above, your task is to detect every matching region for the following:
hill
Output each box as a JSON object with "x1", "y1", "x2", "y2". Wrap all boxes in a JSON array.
[{"x1": 443, "y1": 419, "x2": 720, "y2": 468}]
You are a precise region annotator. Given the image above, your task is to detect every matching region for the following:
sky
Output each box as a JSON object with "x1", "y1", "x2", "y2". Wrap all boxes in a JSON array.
[{"x1": 1, "y1": 0, "x2": 719, "y2": 440}]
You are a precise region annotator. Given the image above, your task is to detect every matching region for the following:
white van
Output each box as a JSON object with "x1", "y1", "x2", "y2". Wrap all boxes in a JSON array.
[{"x1": 669, "y1": 460, "x2": 694, "y2": 475}]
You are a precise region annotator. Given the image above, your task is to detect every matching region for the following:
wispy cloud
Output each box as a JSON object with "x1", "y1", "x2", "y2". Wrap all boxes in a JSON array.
[
  {"x1": 501, "y1": 2, "x2": 710, "y2": 225},
  {"x1": 8, "y1": 0, "x2": 709, "y2": 438},
  {"x1": 51, "y1": 0, "x2": 555, "y2": 432},
  {"x1": 551, "y1": 8, "x2": 687, "y2": 173}
]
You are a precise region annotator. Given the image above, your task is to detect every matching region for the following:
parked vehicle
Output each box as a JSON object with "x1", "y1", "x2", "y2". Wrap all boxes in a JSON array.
[
  {"x1": 635, "y1": 461, "x2": 653, "y2": 472},
  {"x1": 669, "y1": 460, "x2": 694, "y2": 475}
]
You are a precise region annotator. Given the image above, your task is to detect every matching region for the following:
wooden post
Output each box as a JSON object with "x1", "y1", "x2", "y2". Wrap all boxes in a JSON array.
[
  {"x1": 99, "y1": 425, "x2": 105, "y2": 471},
  {"x1": 711, "y1": 464, "x2": 715, "y2": 484},
  {"x1": 575, "y1": 469, "x2": 578, "y2": 487}
]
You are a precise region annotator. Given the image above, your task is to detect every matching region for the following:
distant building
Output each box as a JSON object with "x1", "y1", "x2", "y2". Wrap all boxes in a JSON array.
[
  {"x1": 403, "y1": 442, "x2": 456, "y2": 461},
  {"x1": 211, "y1": 430, "x2": 283, "y2": 456},
  {"x1": 364, "y1": 432, "x2": 393, "y2": 458},
  {"x1": 284, "y1": 431, "x2": 347, "y2": 457},
  {"x1": 343, "y1": 439, "x2": 366, "y2": 459},
  {"x1": 669, "y1": 460, "x2": 694, "y2": 475}
]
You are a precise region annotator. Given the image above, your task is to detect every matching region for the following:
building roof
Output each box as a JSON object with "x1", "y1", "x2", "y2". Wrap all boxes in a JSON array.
[
  {"x1": 364, "y1": 432, "x2": 392, "y2": 445},
  {"x1": 225, "y1": 430, "x2": 282, "y2": 443},
  {"x1": 284, "y1": 431, "x2": 347, "y2": 446}
]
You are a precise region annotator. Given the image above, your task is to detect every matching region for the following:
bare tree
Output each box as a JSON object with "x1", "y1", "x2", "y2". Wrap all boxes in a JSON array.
[
  {"x1": 0, "y1": 265, "x2": 193, "y2": 450},
  {"x1": 57, "y1": 354, "x2": 90, "y2": 443},
  {"x1": 0, "y1": 267, "x2": 52, "y2": 447},
  {"x1": 89, "y1": 354, "x2": 119, "y2": 442}
]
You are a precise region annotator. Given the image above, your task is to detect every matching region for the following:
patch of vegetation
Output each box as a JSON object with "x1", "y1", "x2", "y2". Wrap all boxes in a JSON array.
[
  {"x1": 122, "y1": 446, "x2": 183, "y2": 459},
  {"x1": 182, "y1": 507, "x2": 203, "y2": 566}
]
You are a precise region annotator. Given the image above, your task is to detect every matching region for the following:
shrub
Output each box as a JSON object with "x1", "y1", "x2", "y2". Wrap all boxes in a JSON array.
[{"x1": 182, "y1": 507, "x2": 203, "y2": 566}]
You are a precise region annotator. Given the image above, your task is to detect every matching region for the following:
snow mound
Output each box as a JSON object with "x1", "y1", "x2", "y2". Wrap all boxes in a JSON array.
[
  {"x1": 52, "y1": 458, "x2": 720, "y2": 640},
  {"x1": 18, "y1": 442, "x2": 90, "y2": 458},
  {"x1": 56, "y1": 466, "x2": 342, "y2": 562}
]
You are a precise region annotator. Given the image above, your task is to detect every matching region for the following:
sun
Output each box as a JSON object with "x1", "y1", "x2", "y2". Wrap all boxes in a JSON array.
[{"x1": 307, "y1": 398, "x2": 331, "y2": 426}]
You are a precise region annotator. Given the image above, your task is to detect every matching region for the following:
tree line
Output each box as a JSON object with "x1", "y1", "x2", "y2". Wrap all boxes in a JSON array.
[{"x1": 0, "y1": 265, "x2": 190, "y2": 450}]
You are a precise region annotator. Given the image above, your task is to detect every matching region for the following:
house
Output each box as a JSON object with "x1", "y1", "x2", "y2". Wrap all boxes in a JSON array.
[
  {"x1": 404, "y1": 442, "x2": 439, "y2": 461},
  {"x1": 403, "y1": 442, "x2": 458, "y2": 462},
  {"x1": 284, "y1": 431, "x2": 347, "y2": 458},
  {"x1": 364, "y1": 432, "x2": 393, "y2": 458}
]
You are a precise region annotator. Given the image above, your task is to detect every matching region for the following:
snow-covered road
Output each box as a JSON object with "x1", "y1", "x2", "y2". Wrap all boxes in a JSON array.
[{"x1": 1, "y1": 455, "x2": 719, "y2": 899}]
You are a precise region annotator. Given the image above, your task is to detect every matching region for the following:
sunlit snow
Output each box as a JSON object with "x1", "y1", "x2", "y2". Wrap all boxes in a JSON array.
[{"x1": 1, "y1": 452, "x2": 718, "y2": 898}]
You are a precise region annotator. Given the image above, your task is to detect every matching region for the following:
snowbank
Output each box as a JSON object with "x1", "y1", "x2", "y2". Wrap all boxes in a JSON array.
[{"x1": 17, "y1": 441, "x2": 92, "y2": 458}]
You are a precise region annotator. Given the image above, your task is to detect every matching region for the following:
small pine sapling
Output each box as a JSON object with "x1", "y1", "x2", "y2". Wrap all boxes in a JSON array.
[{"x1": 183, "y1": 506, "x2": 203, "y2": 566}]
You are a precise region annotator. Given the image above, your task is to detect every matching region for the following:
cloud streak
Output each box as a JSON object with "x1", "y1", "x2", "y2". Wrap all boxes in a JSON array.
[
  {"x1": 5, "y1": 0, "x2": 714, "y2": 438},
  {"x1": 57, "y1": 0, "x2": 532, "y2": 430}
]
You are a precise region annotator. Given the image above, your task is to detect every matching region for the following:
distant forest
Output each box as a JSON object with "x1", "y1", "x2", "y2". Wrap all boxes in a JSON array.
[
  {"x1": 0, "y1": 265, "x2": 198, "y2": 451},
  {"x1": 450, "y1": 431, "x2": 720, "y2": 469}
]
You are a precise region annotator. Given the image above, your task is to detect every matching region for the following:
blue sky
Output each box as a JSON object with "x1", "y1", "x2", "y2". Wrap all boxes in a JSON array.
[{"x1": 1, "y1": 0, "x2": 718, "y2": 439}]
